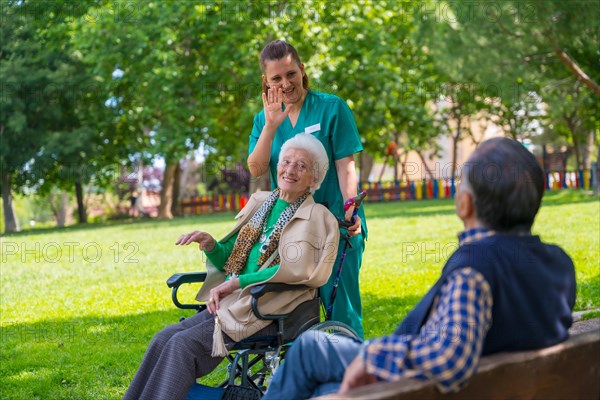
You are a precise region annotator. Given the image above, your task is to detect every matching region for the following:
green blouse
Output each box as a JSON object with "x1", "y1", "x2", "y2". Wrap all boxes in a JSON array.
[{"x1": 203, "y1": 198, "x2": 290, "y2": 288}]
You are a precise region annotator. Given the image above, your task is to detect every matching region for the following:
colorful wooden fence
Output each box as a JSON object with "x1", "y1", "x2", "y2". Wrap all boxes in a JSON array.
[
  {"x1": 359, "y1": 179, "x2": 457, "y2": 202},
  {"x1": 181, "y1": 193, "x2": 249, "y2": 216},
  {"x1": 180, "y1": 169, "x2": 596, "y2": 214},
  {"x1": 360, "y1": 169, "x2": 596, "y2": 202},
  {"x1": 545, "y1": 170, "x2": 595, "y2": 190}
]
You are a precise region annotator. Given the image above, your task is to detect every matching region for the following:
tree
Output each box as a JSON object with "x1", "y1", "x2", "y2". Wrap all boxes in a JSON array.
[
  {"x1": 543, "y1": 82, "x2": 598, "y2": 170},
  {"x1": 413, "y1": 0, "x2": 599, "y2": 176},
  {"x1": 72, "y1": 1, "x2": 277, "y2": 218},
  {"x1": 1, "y1": 0, "x2": 117, "y2": 231},
  {"x1": 0, "y1": 2, "x2": 83, "y2": 231},
  {"x1": 278, "y1": 1, "x2": 443, "y2": 178}
]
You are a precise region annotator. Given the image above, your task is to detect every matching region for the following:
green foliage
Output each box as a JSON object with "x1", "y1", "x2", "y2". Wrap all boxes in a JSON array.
[
  {"x1": 581, "y1": 311, "x2": 600, "y2": 321},
  {"x1": 1, "y1": 191, "x2": 598, "y2": 398},
  {"x1": 1, "y1": 0, "x2": 126, "y2": 230},
  {"x1": 415, "y1": 0, "x2": 599, "y2": 146},
  {"x1": 70, "y1": 1, "x2": 444, "y2": 162},
  {"x1": 4, "y1": 0, "x2": 598, "y2": 230}
]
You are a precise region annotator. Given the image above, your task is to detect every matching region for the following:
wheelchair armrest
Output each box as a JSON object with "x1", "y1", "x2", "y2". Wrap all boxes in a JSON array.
[
  {"x1": 250, "y1": 283, "x2": 313, "y2": 321},
  {"x1": 166, "y1": 272, "x2": 207, "y2": 288},
  {"x1": 250, "y1": 283, "x2": 312, "y2": 298},
  {"x1": 166, "y1": 272, "x2": 208, "y2": 311}
]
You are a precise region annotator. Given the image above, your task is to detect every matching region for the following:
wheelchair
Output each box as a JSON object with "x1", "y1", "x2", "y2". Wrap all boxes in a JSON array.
[{"x1": 166, "y1": 271, "x2": 361, "y2": 400}]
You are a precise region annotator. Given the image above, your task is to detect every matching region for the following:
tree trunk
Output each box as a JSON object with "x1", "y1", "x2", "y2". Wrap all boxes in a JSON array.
[
  {"x1": 136, "y1": 158, "x2": 144, "y2": 191},
  {"x1": 393, "y1": 132, "x2": 400, "y2": 181},
  {"x1": 50, "y1": 191, "x2": 70, "y2": 227},
  {"x1": 75, "y1": 180, "x2": 87, "y2": 224},
  {"x1": 171, "y1": 161, "x2": 182, "y2": 217},
  {"x1": 359, "y1": 151, "x2": 374, "y2": 183},
  {"x1": 450, "y1": 129, "x2": 460, "y2": 180},
  {"x1": 377, "y1": 155, "x2": 389, "y2": 182},
  {"x1": 416, "y1": 150, "x2": 436, "y2": 180},
  {"x1": 445, "y1": 104, "x2": 462, "y2": 180},
  {"x1": 566, "y1": 116, "x2": 583, "y2": 170},
  {"x1": 595, "y1": 145, "x2": 600, "y2": 195},
  {"x1": 583, "y1": 130, "x2": 594, "y2": 170},
  {"x1": 56, "y1": 192, "x2": 69, "y2": 227},
  {"x1": 158, "y1": 162, "x2": 177, "y2": 219},
  {"x1": 554, "y1": 47, "x2": 600, "y2": 96},
  {"x1": 399, "y1": 152, "x2": 409, "y2": 182},
  {"x1": 1, "y1": 171, "x2": 20, "y2": 233}
]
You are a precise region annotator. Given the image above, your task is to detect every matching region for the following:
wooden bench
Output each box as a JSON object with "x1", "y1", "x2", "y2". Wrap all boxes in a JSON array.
[{"x1": 316, "y1": 318, "x2": 600, "y2": 400}]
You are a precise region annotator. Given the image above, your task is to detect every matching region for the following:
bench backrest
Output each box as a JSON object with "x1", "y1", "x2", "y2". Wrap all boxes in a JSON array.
[{"x1": 317, "y1": 319, "x2": 600, "y2": 399}]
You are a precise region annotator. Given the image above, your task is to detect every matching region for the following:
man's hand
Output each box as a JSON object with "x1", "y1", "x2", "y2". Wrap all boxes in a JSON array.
[{"x1": 339, "y1": 354, "x2": 377, "y2": 394}]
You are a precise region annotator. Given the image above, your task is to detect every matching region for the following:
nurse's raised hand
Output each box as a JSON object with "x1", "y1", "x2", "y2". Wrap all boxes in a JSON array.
[{"x1": 262, "y1": 86, "x2": 292, "y2": 129}]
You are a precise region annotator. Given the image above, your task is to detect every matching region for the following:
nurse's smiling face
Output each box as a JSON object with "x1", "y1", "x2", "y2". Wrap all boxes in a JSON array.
[{"x1": 262, "y1": 54, "x2": 306, "y2": 106}]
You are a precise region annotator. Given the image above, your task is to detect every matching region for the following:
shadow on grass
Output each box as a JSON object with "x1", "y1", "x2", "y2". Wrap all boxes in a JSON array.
[
  {"x1": 0, "y1": 309, "x2": 194, "y2": 400},
  {"x1": 360, "y1": 292, "x2": 424, "y2": 339},
  {"x1": 4, "y1": 269, "x2": 597, "y2": 400},
  {"x1": 0, "y1": 290, "x2": 425, "y2": 399}
]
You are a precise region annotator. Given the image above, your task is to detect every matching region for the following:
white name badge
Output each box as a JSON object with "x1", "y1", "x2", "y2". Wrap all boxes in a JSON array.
[{"x1": 304, "y1": 123, "x2": 321, "y2": 134}]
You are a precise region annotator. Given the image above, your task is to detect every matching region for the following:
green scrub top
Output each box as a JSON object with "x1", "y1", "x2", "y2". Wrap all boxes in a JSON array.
[{"x1": 249, "y1": 90, "x2": 368, "y2": 237}]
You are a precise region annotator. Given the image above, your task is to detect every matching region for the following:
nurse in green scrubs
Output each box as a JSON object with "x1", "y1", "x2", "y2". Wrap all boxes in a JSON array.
[{"x1": 248, "y1": 40, "x2": 367, "y2": 338}]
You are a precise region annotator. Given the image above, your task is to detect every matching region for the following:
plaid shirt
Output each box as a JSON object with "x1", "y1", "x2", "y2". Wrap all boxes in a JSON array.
[{"x1": 362, "y1": 228, "x2": 494, "y2": 393}]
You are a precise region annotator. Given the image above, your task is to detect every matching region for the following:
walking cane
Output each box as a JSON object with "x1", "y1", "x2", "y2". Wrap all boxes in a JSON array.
[{"x1": 326, "y1": 191, "x2": 367, "y2": 321}]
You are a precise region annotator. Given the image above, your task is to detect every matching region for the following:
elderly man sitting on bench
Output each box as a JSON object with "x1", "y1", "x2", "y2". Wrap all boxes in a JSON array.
[{"x1": 263, "y1": 137, "x2": 576, "y2": 400}]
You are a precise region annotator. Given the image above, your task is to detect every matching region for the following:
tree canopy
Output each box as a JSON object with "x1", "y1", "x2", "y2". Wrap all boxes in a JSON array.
[{"x1": 2, "y1": 0, "x2": 598, "y2": 232}]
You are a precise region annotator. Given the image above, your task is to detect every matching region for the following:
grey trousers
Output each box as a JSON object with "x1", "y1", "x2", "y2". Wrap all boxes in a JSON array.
[{"x1": 123, "y1": 310, "x2": 276, "y2": 400}]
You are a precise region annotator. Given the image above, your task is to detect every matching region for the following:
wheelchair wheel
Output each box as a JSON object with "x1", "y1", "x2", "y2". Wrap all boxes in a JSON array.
[{"x1": 308, "y1": 320, "x2": 362, "y2": 342}]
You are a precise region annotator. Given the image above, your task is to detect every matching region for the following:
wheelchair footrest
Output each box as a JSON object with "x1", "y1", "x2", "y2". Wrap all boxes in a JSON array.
[
  {"x1": 222, "y1": 385, "x2": 262, "y2": 400},
  {"x1": 185, "y1": 383, "x2": 224, "y2": 400}
]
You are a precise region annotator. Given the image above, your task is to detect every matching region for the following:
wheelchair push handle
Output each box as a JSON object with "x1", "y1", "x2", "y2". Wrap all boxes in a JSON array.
[
  {"x1": 337, "y1": 191, "x2": 367, "y2": 229},
  {"x1": 327, "y1": 191, "x2": 366, "y2": 320}
]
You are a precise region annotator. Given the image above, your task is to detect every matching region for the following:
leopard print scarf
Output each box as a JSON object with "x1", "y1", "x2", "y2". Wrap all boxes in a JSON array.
[{"x1": 223, "y1": 189, "x2": 310, "y2": 276}]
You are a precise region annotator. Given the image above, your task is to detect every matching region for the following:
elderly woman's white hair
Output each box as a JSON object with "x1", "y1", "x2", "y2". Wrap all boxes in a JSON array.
[{"x1": 278, "y1": 133, "x2": 329, "y2": 193}]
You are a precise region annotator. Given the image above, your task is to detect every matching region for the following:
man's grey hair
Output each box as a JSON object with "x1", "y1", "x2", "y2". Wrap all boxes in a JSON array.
[{"x1": 279, "y1": 133, "x2": 329, "y2": 193}]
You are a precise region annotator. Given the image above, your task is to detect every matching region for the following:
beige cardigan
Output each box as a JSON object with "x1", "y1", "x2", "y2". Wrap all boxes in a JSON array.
[{"x1": 196, "y1": 191, "x2": 340, "y2": 341}]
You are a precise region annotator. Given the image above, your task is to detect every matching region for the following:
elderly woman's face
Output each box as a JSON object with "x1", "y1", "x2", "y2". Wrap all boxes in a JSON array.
[{"x1": 277, "y1": 148, "x2": 315, "y2": 201}]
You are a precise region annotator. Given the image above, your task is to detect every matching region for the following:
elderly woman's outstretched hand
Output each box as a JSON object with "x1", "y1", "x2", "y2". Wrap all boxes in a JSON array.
[{"x1": 176, "y1": 231, "x2": 217, "y2": 252}]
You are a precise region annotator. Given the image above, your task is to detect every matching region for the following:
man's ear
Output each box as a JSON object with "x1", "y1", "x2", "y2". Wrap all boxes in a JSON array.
[{"x1": 456, "y1": 190, "x2": 475, "y2": 222}]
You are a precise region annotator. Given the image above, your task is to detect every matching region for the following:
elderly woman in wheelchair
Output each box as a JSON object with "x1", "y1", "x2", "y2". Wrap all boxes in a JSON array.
[{"x1": 124, "y1": 134, "x2": 347, "y2": 400}]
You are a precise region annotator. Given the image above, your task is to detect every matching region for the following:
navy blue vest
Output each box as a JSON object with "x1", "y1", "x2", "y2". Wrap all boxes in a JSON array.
[{"x1": 395, "y1": 234, "x2": 576, "y2": 355}]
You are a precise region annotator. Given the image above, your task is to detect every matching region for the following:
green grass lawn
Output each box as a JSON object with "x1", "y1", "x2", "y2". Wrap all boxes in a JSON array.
[{"x1": 1, "y1": 190, "x2": 598, "y2": 399}]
